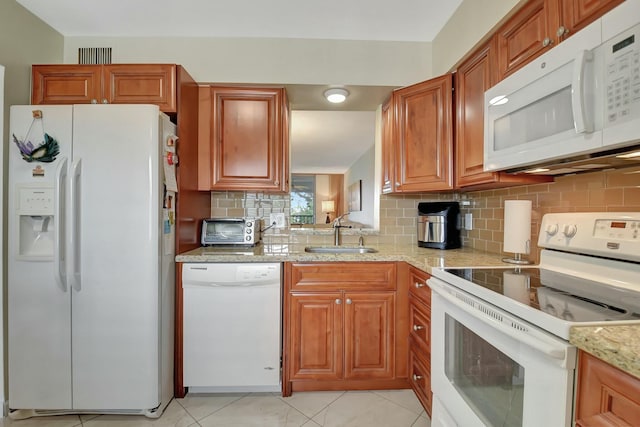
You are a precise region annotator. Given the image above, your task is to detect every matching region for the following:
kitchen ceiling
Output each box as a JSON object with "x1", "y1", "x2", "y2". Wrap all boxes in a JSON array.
[
  {"x1": 17, "y1": 0, "x2": 462, "y2": 41},
  {"x1": 17, "y1": 0, "x2": 462, "y2": 175}
]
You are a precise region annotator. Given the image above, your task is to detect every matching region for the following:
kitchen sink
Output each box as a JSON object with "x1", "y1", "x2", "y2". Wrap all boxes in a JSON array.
[{"x1": 304, "y1": 246, "x2": 378, "y2": 254}]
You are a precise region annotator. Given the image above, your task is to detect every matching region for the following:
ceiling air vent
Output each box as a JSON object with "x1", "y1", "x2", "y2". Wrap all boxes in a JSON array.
[{"x1": 78, "y1": 47, "x2": 112, "y2": 64}]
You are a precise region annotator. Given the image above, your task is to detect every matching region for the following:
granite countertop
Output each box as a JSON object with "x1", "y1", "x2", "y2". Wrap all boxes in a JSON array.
[
  {"x1": 570, "y1": 325, "x2": 640, "y2": 379},
  {"x1": 175, "y1": 243, "x2": 506, "y2": 273}
]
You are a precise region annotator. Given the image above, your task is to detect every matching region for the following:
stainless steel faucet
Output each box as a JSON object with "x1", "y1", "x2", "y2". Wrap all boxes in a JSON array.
[{"x1": 333, "y1": 212, "x2": 351, "y2": 246}]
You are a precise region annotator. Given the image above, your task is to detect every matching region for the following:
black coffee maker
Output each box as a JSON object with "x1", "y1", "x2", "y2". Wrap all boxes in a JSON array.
[{"x1": 417, "y1": 201, "x2": 461, "y2": 249}]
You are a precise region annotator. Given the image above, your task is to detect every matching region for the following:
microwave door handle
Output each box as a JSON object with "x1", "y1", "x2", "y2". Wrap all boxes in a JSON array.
[{"x1": 571, "y1": 50, "x2": 594, "y2": 133}]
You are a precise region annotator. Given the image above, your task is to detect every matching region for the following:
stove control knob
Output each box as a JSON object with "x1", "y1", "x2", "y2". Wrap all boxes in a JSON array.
[
  {"x1": 545, "y1": 223, "x2": 559, "y2": 236},
  {"x1": 562, "y1": 224, "x2": 577, "y2": 238}
]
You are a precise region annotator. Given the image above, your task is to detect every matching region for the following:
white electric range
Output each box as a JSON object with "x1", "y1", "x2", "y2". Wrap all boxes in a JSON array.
[{"x1": 427, "y1": 212, "x2": 640, "y2": 427}]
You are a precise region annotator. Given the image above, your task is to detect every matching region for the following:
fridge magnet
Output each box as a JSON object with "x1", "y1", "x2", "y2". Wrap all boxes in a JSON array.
[
  {"x1": 12, "y1": 110, "x2": 60, "y2": 163},
  {"x1": 32, "y1": 165, "x2": 45, "y2": 177}
]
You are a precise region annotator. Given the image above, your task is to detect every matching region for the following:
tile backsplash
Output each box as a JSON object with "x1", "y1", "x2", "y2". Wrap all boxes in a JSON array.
[{"x1": 208, "y1": 165, "x2": 640, "y2": 261}]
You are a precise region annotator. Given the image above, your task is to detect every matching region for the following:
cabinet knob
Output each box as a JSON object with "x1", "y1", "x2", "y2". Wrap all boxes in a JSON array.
[
  {"x1": 414, "y1": 282, "x2": 425, "y2": 288},
  {"x1": 542, "y1": 37, "x2": 554, "y2": 47},
  {"x1": 274, "y1": 180, "x2": 279, "y2": 185},
  {"x1": 413, "y1": 374, "x2": 423, "y2": 381},
  {"x1": 102, "y1": 98, "x2": 109, "y2": 104},
  {"x1": 413, "y1": 324, "x2": 424, "y2": 331},
  {"x1": 91, "y1": 99, "x2": 98, "y2": 104},
  {"x1": 335, "y1": 298, "x2": 342, "y2": 305},
  {"x1": 557, "y1": 26, "x2": 569, "y2": 38},
  {"x1": 346, "y1": 298, "x2": 352, "y2": 305}
]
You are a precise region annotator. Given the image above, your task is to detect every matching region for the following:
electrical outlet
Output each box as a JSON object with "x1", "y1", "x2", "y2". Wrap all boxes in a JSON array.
[
  {"x1": 464, "y1": 213, "x2": 473, "y2": 231},
  {"x1": 269, "y1": 213, "x2": 286, "y2": 229}
]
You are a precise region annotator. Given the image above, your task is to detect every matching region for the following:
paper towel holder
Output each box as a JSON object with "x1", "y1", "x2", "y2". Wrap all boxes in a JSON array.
[
  {"x1": 502, "y1": 199, "x2": 533, "y2": 265},
  {"x1": 502, "y1": 242, "x2": 533, "y2": 264}
]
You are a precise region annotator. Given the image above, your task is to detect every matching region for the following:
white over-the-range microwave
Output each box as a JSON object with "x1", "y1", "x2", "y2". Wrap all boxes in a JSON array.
[{"x1": 484, "y1": 0, "x2": 640, "y2": 175}]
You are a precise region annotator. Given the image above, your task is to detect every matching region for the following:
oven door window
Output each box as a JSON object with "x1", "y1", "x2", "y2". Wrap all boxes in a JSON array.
[{"x1": 444, "y1": 314, "x2": 524, "y2": 427}]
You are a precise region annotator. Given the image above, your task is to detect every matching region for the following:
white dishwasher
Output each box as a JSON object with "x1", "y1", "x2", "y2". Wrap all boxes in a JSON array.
[{"x1": 182, "y1": 263, "x2": 281, "y2": 392}]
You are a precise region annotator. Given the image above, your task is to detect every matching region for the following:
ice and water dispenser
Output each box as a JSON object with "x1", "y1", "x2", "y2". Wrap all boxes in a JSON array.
[{"x1": 16, "y1": 185, "x2": 55, "y2": 259}]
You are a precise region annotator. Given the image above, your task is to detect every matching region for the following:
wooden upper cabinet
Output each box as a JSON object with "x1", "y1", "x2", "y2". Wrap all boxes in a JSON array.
[
  {"x1": 496, "y1": 0, "x2": 623, "y2": 80},
  {"x1": 32, "y1": 64, "x2": 178, "y2": 112},
  {"x1": 496, "y1": 0, "x2": 556, "y2": 80},
  {"x1": 32, "y1": 65, "x2": 102, "y2": 105},
  {"x1": 103, "y1": 64, "x2": 176, "y2": 111},
  {"x1": 575, "y1": 350, "x2": 640, "y2": 426},
  {"x1": 198, "y1": 85, "x2": 289, "y2": 192},
  {"x1": 455, "y1": 40, "x2": 552, "y2": 190},
  {"x1": 381, "y1": 97, "x2": 396, "y2": 194},
  {"x1": 558, "y1": 0, "x2": 624, "y2": 40},
  {"x1": 394, "y1": 74, "x2": 454, "y2": 192}
]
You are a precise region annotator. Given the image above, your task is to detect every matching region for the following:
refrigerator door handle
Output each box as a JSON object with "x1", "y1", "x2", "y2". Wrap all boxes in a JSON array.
[
  {"x1": 54, "y1": 157, "x2": 68, "y2": 292},
  {"x1": 70, "y1": 158, "x2": 82, "y2": 292}
]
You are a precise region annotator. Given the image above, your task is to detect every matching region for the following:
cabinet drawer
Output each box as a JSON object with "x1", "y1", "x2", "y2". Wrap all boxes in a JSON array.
[
  {"x1": 409, "y1": 295, "x2": 430, "y2": 355},
  {"x1": 408, "y1": 266, "x2": 431, "y2": 305},
  {"x1": 575, "y1": 351, "x2": 640, "y2": 426},
  {"x1": 289, "y1": 263, "x2": 396, "y2": 291},
  {"x1": 409, "y1": 346, "x2": 432, "y2": 416}
]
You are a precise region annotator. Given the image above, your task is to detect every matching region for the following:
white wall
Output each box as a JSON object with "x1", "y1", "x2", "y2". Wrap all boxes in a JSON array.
[
  {"x1": 63, "y1": 37, "x2": 432, "y2": 86},
  {"x1": 344, "y1": 145, "x2": 375, "y2": 228},
  {"x1": 314, "y1": 175, "x2": 331, "y2": 224},
  {"x1": 431, "y1": 0, "x2": 523, "y2": 75}
]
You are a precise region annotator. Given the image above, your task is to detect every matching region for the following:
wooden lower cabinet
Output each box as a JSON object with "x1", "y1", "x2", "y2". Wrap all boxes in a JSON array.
[
  {"x1": 407, "y1": 264, "x2": 432, "y2": 415},
  {"x1": 575, "y1": 350, "x2": 640, "y2": 426},
  {"x1": 283, "y1": 262, "x2": 408, "y2": 396},
  {"x1": 409, "y1": 345, "x2": 432, "y2": 416}
]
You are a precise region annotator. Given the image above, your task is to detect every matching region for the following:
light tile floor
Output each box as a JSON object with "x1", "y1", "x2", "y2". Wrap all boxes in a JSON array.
[{"x1": 0, "y1": 390, "x2": 431, "y2": 427}]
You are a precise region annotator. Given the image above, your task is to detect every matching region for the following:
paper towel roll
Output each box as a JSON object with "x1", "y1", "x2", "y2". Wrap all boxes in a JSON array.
[{"x1": 503, "y1": 200, "x2": 532, "y2": 254}]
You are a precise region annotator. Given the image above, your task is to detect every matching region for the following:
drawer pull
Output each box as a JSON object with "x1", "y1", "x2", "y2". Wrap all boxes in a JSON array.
[
  {"x1": 413, "y1": 324, "x2": 424, "y2": 331},
  {"x1": 413, "y1": 374, "x2": 423, "y2": 381},
  {"x1": 414, "y1": 282, "x2": 425, "y2": 288}
]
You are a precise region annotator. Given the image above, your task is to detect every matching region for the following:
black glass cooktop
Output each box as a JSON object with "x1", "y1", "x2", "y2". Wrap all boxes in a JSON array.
[{"x1": 444, "y1": 267, "x2": 640, "y2": 323}]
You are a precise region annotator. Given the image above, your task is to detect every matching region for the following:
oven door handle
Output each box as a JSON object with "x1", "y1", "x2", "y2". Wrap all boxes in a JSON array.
[{"x1": 429, "y1": 278, "x2": 567, "y2": 361}]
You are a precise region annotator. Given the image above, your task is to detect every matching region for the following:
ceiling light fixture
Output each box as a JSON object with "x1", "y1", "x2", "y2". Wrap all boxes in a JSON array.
[{"x1": 324, "y1": 88, "x2": 349, "y2": 104}]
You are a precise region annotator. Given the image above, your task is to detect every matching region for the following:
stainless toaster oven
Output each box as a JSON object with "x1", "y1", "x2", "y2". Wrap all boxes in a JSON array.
[{"x1": 201, "y1": 218, "x2": 261, "y2": 246}]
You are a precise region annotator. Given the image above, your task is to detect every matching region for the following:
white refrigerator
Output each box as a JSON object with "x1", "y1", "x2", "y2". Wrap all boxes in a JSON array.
[{"x1": 8, "y1": 104, "x2": 175, "y2": 417}]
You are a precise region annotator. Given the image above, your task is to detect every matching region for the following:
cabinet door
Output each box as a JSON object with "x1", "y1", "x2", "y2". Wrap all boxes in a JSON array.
[
  {"x1": 31, "y1": 65, "x2": 102, "y2": 105},
  {"x1": 343, "y1": 292, "x2": 395, "y2": 380},
  {"x1": 496, "y1": 0, "x2": 557, "y2": 80},
  {"x1": 289, "y1": 293, "x2": 343, "y2": 380},
  {"x1": 456, "y1": 41, "x2": 497, "y2": 187},
  {"x1": 409, "y1": 346, "x2": 432, "y2": 417},
  {"x1": 408, "y1": 295, "x2": 430, "y2": 356},
  {"x1": 103, "y1": 64, "x2": 176, "y2": 112},
  {"x1": 559, "y1": 0, "x2": 623, "y2": 38},
  {"x1": 575, "y1": 351, "x2": 640, "y2": 426},
  {"x1": 394, "y1": 74, "x2": 453, "y2": 192},
  {"x1": 209, "y1": 87, "x2": 286, "y2": 191},
  {"x1": 381, "y1": 96, "x2": 396, "y2": 194},
  {"x1": 455, "y1": 41, "x2": 553, "y2": 190}
]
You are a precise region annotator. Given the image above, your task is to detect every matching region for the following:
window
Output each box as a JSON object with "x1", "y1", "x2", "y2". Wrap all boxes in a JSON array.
[{"x1": 290, "y1": 175, "x2": 315, "y2": 224}]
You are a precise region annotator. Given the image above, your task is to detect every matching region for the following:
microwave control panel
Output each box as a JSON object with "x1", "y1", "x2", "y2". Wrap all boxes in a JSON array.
[{"x1": 604, "y1": 23, "x2": 640, "y2": 123}]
